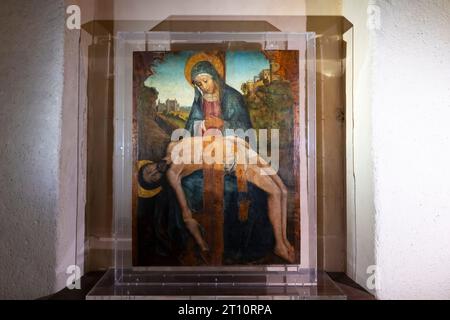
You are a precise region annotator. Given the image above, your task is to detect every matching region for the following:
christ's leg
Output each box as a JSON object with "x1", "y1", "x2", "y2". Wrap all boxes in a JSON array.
[
  {"x1": 244, "y1": 165, "x2": 294, "y2": 263},
  {"x1": 167, "y1": 166, "x2": 209, "y2": 252},
  {"x1": 255, "y1": 158, "x2": 294, "y2": 256},
  {"x1": 269, "y1": 173, "x2": 294, "y2": 254}
]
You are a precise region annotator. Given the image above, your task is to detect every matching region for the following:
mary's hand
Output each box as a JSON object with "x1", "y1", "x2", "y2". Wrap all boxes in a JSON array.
[{"x1": 205, "y1": 116, "x2": 224, "y2": 129}]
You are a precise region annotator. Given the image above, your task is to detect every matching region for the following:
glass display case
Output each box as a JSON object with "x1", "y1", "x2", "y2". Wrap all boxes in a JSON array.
[{"x1": 84, "y1": 17, "x2": 340, "y2": 299}]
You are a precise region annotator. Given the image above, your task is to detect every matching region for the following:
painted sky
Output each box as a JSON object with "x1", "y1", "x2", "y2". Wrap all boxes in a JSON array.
[
  {"x1": 225, "y1": 51, "x2": 270, "y2": 95},
  {"x1": 144, "y1": 51, "x2": 270, "y2": 107}
]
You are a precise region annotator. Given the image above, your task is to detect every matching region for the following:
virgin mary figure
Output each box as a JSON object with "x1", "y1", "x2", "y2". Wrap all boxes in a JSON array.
[
  {"x1": 185, "y1": 57, "x2": 253, "y2": 136},
  {"x1": 166, "y1": 54, "x2": 275, "y2": 264}
]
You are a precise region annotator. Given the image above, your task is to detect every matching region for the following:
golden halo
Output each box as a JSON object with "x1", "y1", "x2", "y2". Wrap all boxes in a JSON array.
[{"x1": 184, "y1": 52, "x2": 225, "y2": 87}]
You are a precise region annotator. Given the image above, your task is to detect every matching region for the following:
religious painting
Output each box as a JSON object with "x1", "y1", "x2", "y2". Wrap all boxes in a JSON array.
[{"x1": 133, "y1": 50, "x2": 300, "y2": 266}]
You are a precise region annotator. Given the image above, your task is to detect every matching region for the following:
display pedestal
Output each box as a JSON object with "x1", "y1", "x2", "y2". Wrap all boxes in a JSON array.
[{"x1": 86, "y1": 270, "x2": 346, "y2": 300}]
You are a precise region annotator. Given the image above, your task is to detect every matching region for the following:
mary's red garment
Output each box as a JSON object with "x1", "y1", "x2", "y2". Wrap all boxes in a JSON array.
[{"x1": 202, "y1": 99, "x2": 222, "y2": 129}]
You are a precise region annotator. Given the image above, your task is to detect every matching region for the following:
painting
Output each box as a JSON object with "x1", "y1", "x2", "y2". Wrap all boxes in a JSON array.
[{"x1": 133, "y1": 50, "x2": 300, "y2": 266}]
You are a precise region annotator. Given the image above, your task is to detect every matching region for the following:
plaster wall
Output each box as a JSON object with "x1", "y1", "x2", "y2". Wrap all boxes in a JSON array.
[
  {"x1": 371, "y1": 0, "x2": 450, "y2": 299},
  {"x1": 0, "y1": 0, "x2": 68, "y2": 299}
]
